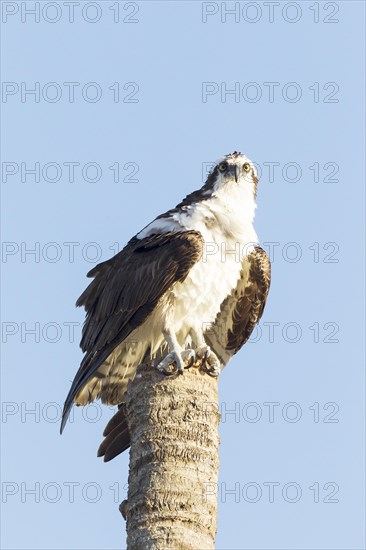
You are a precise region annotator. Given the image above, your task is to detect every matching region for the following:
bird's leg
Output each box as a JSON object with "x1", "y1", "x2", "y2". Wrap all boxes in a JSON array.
[
  {"x1": 156, "y1": 328, "x2": 195, "y2": 376},
  {"x1": 191, "y1": 327, "x2": 221, "y2": 378}
]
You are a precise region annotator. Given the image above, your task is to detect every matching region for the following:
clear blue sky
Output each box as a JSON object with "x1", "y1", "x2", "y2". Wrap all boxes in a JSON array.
[{"x1": 1, "y1": 1, "x2": 365, "y2": 549}]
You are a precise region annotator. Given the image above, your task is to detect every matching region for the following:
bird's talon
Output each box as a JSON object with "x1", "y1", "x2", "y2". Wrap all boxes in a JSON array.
[
  {"x1": 203, "y1": 349, "x2": 210, "y2": 363},
  {"x1": 156, "y1": 349, "x2": 195, "y2": 376},
  {"x1": 201, "y1": 363, "x2": 220, "y2": 377},
  {"x1": 196, "y1": 345, "x2": 221, "y2": 377},
  {"x1": 157, "y1": 363, "x2": 180, "y2": 376},
  {"x1": 184, "y1": 355, "x2": 195, "y2": 370},
  {"x1": 160, "y1": 364, "x2": 179, "y2": 376}
]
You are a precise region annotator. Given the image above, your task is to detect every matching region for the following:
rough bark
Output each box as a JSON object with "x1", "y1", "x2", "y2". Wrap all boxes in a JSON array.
[{"x1": 124, "y1": 360, "x2": 220, "y2": 550}]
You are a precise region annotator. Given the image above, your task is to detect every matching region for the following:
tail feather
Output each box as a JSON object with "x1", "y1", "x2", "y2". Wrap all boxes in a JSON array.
[
  {"x1": 103, "y1": 404, "x2": 127, "y2": 436},
  {"x1": 98, "y1": 405, "x2": 131, "y2": 461}
]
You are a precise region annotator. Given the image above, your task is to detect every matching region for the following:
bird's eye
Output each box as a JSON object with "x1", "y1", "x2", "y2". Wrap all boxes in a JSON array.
[
  {"x1": 218, "y1": 161, "x2": 228, "y2": 172},
  {"x1": 243, "y1": 162, "x2": 251, "y2": 172}
]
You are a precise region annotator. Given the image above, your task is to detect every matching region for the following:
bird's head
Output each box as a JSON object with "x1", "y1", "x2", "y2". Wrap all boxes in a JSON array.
[{"x1": 204, "y1": 151, "x2": 258, "y2": 199}]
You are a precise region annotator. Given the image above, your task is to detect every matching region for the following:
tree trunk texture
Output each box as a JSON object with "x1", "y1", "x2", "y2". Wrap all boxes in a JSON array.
[{"x1": 124, "y1": 361, "x2": 220, "y2": 550}]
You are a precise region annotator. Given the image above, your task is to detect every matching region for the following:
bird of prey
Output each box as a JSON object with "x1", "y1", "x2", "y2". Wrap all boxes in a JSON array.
[{"x1": 61, "y1": 151, "x2": 271, "y2": 459}]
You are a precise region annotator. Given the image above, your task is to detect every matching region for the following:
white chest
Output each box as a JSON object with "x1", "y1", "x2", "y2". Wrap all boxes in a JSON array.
[
  {"x1": 136, "y1": 190, "x2": 258, "y2": 338},
  {"x1": 170, "y1": 201, "x2": 257, "y2": 333}
]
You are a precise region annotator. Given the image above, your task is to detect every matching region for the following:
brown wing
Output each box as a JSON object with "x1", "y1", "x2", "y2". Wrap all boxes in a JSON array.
[
  {"x1": 61, "y1": 230, "x2": 203, "y2": 433},
  {"x1": 205, "y1": 246, "x2": 271, "y2": 364}
]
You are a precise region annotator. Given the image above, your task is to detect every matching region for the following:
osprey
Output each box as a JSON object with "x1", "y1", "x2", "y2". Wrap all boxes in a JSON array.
[{"x1": 61, "y1": 151, "x2": 271, "y2": 460}]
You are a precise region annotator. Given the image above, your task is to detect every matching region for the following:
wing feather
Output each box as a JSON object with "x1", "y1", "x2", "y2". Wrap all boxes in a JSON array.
[
  {"x1": 205, "y1": 246, "x2": 271, "y2": 364},
  {"x1": 61, "y1": 230, "x2": 203, "y2": 432}
]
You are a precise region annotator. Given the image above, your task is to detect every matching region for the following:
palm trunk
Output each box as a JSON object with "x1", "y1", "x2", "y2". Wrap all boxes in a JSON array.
[{"x1": 123, "y1": 361, "x2": 220, "y2": 550}]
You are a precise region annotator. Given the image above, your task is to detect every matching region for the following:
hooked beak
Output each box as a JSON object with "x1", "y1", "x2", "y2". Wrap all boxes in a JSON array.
[
  {"x1": 234, "y1": 164, "x2": 240, "y2": 183},
  {"x1": 235, "y1": 164, "x2": 240, "y2": 183},
  {"x1": 223, "y1": 163, "x2": 240, "y2": 183}
]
